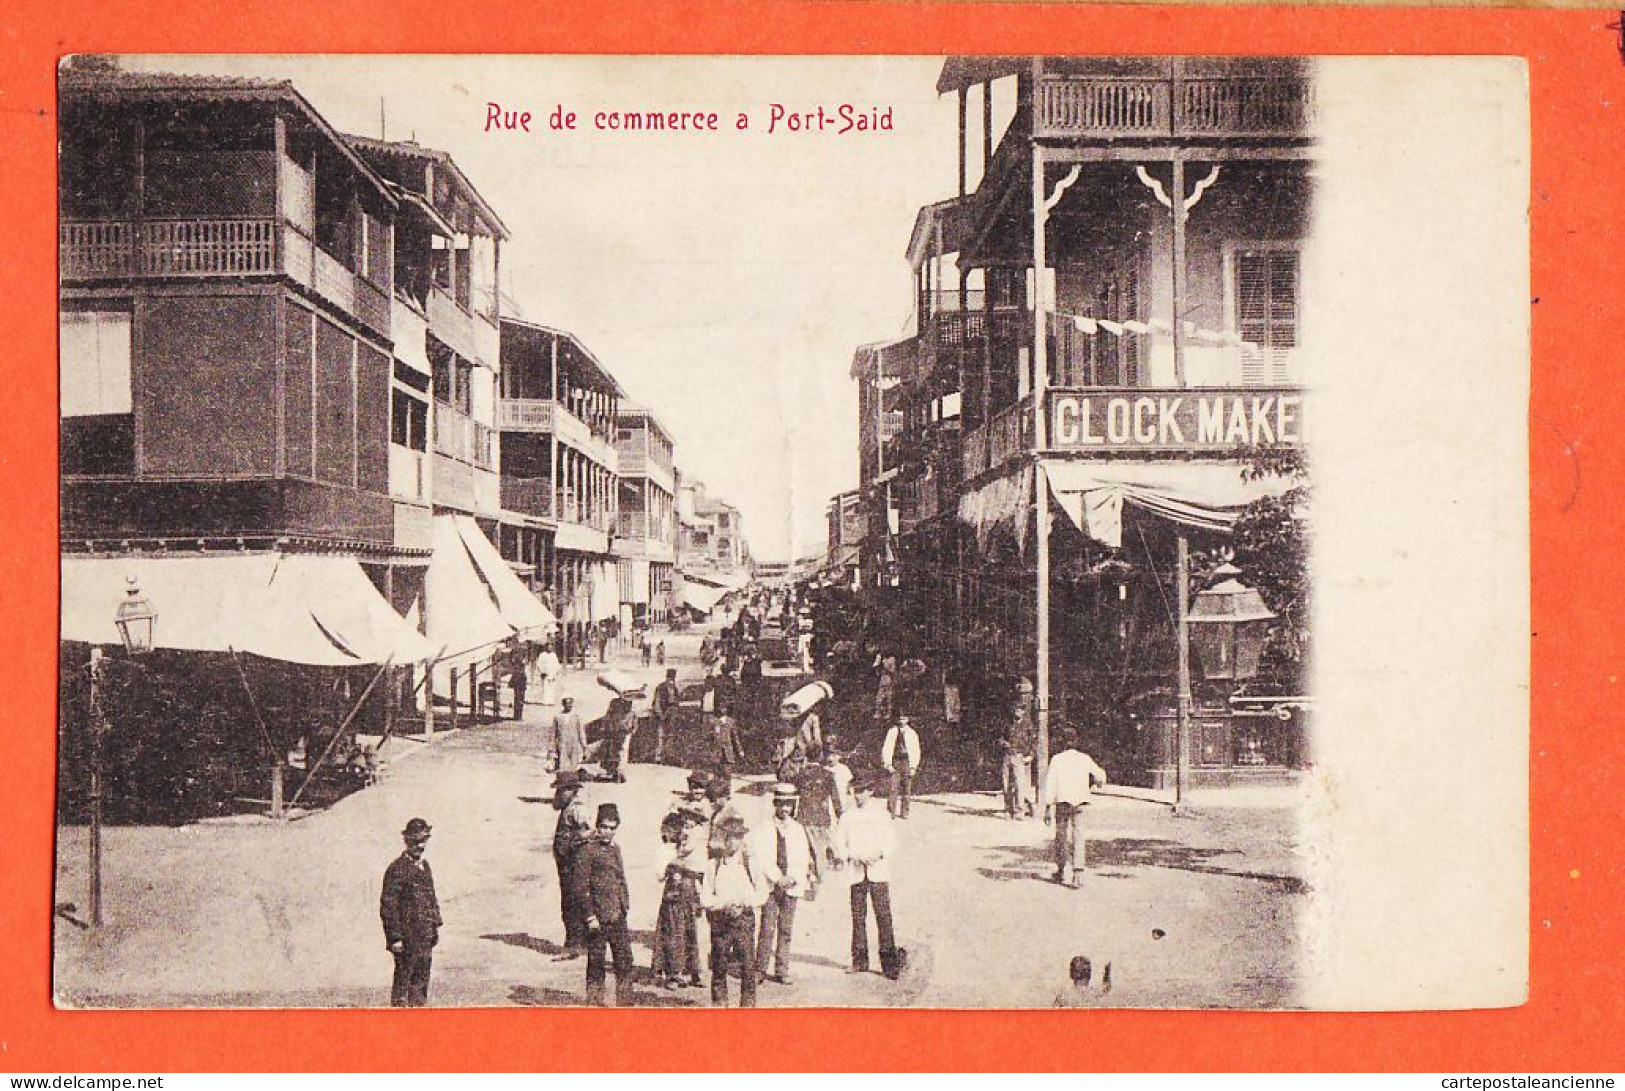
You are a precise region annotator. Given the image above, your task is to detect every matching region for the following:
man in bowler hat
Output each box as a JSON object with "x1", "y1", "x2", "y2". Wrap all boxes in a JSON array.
[{"x1": 381, "y1": 817, "x2": 443, "y2": 1007}]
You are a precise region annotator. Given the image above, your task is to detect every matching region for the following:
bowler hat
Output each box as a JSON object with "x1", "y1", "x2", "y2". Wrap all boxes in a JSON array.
[{"x1": 402, "y1": 817, "x2": 432, "y2": 838}]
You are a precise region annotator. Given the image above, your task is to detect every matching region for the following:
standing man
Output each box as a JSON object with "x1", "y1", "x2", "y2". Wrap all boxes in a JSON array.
[
  {"x1": 508, "y1": 642, "x2": 530, "y2": 720},
  {"x1": 872, "y1": 656, "x2": 897, "y2": 729},
  {"x1": 652, "y1": 668, "x2": 681, "y2": 765},
  {"x1": 1002, "y1": 678, "x2": 1038, "y2": 819},
  {"x1": 756, "y1": 783, "x2": 814, "y2": 985},
  {"x1": 712, "y1": 703, "x2": 745, "y2": 780},
  {"x1": 572, "y1": 803, "x2": 635, "y2": 1006},
  {"x1": 700, "y1": 812, "x2": 765, "y2": 1007},
  {"x1": 881, "y1": 714, "x2": 923, "y2": 820},
  {"x1": 536, "y1": 642, "x2": 562, "y2": 708},
  {"x1": 552, "y1": 697, "x2": 587, "y2": 776},
  {"x1": 1041, "y1": 726, "x2": 1109, "y2": 888},
  {"x1": 837, "y1": 776, "x2": 905, "y2": 979},
  {"x1": 380, "y1": 817, "x2": 442, "y2": 1007},
  {"x1": 794, "y1": 746, "x2": 842, "y2": 877},
  {"x1": 602, "y1": 695, "x2": 636, "y2": 783},
  {"x1": 551, "y1": 770, "x2": 592, "y2": 959}
]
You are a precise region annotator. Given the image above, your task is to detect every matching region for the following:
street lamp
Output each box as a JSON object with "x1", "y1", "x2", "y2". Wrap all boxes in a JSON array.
[
  {"x1": 89, "y1": 575, "x2": 156, "y2": 930},
  {"x1": 1186, "y1": 563, "x2": 1276, "y2": 683}
]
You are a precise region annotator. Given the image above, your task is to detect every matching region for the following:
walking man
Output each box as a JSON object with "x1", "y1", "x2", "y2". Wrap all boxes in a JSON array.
[
  {"x1": 573, "y1": 803, "x2": 635, "y2": 1006},
  {"x1": 756, "y1": 783, "x2": 814, "y2": 985},
  {"x1": 1041, "y1": 726, "x2": 1109, "y2": 888},
  {"x1": 881, "y1": 714, "x2": 922, "y2": 819},
  {"x1": 380, "y1": 816, "x2": 442, "y2": 1007},
  {"x1": 653, "y1": 668, "x2": 681, "y2": 764},
  {"x1": 552, "y1": 697, "x2": 587, "y2": 775},
  {"x1": 700, "y1": 812, "x2": 765, "y2": 1007},
  {"x1": 838, "y1": 775, "x2": 905, "y2": 979},
  {"x1": 551, "y1": 770, "x2": 592, "y2": 959}
]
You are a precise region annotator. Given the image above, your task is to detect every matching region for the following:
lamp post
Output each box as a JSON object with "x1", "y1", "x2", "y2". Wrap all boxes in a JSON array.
[
  {"x1": 89, "y1": 575, "x2": 156, "y2": 929},
  {"x1": 1176, "y1": 560, "x2": 1275, "y2": 804}
]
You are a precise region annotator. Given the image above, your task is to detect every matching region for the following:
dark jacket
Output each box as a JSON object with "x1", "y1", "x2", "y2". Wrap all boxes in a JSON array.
[
  {"x1": 381, "y1": 853, "x2": 443, "y2": 950},
  {"x1": 654, "y1": 680, "x2": 681, "y2": 715},
  {"x1": 553, "y1": 799, "x2": 592, "y2": 863},
  {"x1": 571, "y1": 836, "x2": 631, "y2": 923}
]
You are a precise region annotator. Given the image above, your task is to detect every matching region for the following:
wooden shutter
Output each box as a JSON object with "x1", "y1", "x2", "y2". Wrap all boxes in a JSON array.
[{"x1": 1236, "y1": 248, "x2": 1298, "y2": 384}]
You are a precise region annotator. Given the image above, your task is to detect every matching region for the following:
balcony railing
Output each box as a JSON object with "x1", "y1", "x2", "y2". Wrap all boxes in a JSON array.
[
  {"x1": 62, "y1": 218, "x2": 277, "y2": 279},
  {"x1": 427, "y1": 286, "x2": 479, "y2": 364},
  {"x1": 1034, "y1": 75, "x2": 1312, "y2": 139},
  {"x1": 433, "y1": 402, "x2": 496, "y2": 469},
  {"x1": 389, "y1": 444, "x2": 427, "y2": 501}
]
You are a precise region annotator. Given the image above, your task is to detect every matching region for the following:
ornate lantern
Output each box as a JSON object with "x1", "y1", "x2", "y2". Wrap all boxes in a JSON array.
[
  {"x1": 113, "y1": 575, "x2": 157, "y2": 655},
  {"x1": 1187, "y1": 563, "x2": 1275, "y2": 682}
]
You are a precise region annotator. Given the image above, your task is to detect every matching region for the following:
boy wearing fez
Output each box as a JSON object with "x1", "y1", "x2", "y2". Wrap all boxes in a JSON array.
[
  {"x1": 572, "y1": 803, "x2": 635, "y2": 1006},
  {"x1": 380, "y1": 817, "x2": 443, "y2": 1007}
]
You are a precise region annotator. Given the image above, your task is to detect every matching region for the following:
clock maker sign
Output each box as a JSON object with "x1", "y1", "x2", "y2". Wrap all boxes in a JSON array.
[{"x1": 1047, "y1": 387, "x2": 1306, "y2": 452}]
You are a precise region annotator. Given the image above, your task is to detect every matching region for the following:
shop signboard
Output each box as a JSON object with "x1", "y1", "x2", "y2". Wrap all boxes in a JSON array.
[{"x1": 1047, "y1": 386, "x2": 1304, "y2": 452}]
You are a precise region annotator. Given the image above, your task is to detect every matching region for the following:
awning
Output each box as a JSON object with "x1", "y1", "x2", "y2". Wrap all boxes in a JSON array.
[
  {"x1": 680, "y1": 581, "x2": 728, "y2": 613},
  {"x1": 589, "y1": 561, "x2": 619, "y2": 622},
  {"x1": 424, "y1": 516, "x2": 515, "y2": 660},
  {"x1": 1041, "y1": 459, "x2": 1297, "y2": 549},
  {"x1": 61, "y1": 553, "x2": 432, "y2": 665},
  {"x1": 957, "y1": 465, "x2": 1034, "y2": 550},
  {"x1": 449, "y1": 514, "x2": 557, "y2": 637}
]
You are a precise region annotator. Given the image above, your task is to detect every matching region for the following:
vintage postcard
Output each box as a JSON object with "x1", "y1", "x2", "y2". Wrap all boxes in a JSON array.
[{"x1": 52, "y1": 53, "x2": 1528, "y2": 1011}]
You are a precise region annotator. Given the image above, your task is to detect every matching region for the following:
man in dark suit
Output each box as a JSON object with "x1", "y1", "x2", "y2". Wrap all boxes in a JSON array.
[
  {"x1": 572, "y1": 803, "x2": 635, "y2": 1006},
  {"x1": 380, "y1": 816, "x2": 443, "y2": 1007}
]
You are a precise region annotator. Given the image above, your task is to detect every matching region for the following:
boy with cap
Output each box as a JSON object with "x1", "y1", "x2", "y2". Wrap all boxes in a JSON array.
[
  {"x1": 699, "y1": 811, "x2": 766, "y2": 1007},
  {"x1": 837, "y1": 774, "x2": 907, "y2": 979},
  {"x1": 572, "y1": 803, "x2": 635, "y2": 1006},
  {"x1": 380, "y1": 817, "x2": 442, "y2": 1007},
  {"x1": 551, "y1": 770, "x2": 592, "y2": 959},
  {"x1": 756, "y1": 782, "x2": 815, "y2": 985}
]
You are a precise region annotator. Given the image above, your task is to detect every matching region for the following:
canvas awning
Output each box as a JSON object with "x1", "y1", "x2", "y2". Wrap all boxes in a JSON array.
[
  {"x1": 61, "y1": 552, "x2": 432, "y2": 665},
  {"x1": 449, "y1": 514, "x2": 557, "y2": 637},
  {"x1": 679, "y1": 581, "x2": 728, "y2": 613},
  {"x1": 957, "y1": 465, "x2": 1034, "y2": 550},
  {"x1": 1041, "y1": 460, "x2": 1297, "y2": 549}
]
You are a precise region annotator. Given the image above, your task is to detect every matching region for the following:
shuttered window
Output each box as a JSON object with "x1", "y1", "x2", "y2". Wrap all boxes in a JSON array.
[{"x1": 1234, "y1": 248, "x2": 1299, "y2": 384}]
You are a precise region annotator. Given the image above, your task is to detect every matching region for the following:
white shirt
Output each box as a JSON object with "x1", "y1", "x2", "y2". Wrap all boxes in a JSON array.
[
  {"x1": 754, "y1": 817, "x2": 815, "y2": 895},
  {"x1": 835, "y1": 800, "x2": 896, "y2": 885},
  {"x1": 881, "y1": 724, "x2": 921, "y2": 770},
  {"x1": 1043, "y1": 749, "x2": 1108, "y2": 807},
  {"x1": 701, "y1": 849, "x2": 767, "y2": 910}
]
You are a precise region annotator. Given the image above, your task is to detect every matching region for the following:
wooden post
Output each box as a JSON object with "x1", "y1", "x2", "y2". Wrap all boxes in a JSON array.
[
  {"x1": 957, "y1": 86, "x2": 968, "y2": 198},
  {"x1": 1171, "y1": 154, "x2": 1189, "y2": 388},
  {"x1": 270, "y1": 762, "x2": 285, "y2": 820},
  {"x1": 449, "y1": 666, "x2": 460, "y2": 731},
  {"x1": 1031, "y1": 130, "x2": 1053, "y2": 817},
  {"x1": 1176, "y1": 533, "x2": 1192, "y2": 807},
  {"x1": 88, "y1": 648, "x2": 105, "y2": 929},
  {"x1": 424, "y1": 662, "x2": 436, "y2": 739}
]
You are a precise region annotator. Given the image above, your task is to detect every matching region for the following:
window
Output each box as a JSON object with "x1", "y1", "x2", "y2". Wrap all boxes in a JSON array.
[
  {"x1": 1232, "y1": 247, "x2": 1299, "y2": 384},
  {"x1": 392, "y1": 387, "x2": 428, "y2": 451},
  {"x1": 60, "y1": 310, "x2": 132, "y2": 418}
]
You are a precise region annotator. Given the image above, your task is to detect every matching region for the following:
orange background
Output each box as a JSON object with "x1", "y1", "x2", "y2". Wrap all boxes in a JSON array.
[{"x1": 1, "y1": 1, "x2": 1618, "y2": 1072}]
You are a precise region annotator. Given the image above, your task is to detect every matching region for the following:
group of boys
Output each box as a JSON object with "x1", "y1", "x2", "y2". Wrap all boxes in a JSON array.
[{"x1": 548, "y1": 759, "x2": 904, "y2": 1007}]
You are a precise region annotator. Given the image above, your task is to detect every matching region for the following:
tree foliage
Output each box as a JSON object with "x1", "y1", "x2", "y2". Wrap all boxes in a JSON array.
[{"x1": 1231, "y1": 445, "x2": 1311, "y2": 687}]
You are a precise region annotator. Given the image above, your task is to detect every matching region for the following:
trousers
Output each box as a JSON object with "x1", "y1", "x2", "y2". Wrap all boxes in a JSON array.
[
  {"x1": 889, "y1": 761, "x2": 913, "y2": 818},
  {"x1": 390, "y1": 946, "x2": 433, "y2": 1007},
  {"x1": 1054, "y1": 802, "x2": 1088, "y2": 879},
  {"x1": 1003, "y1": 752, "x2": 1035, "y2": 816},
  {"x1": 555, "y1": 852, "x2": 587, "y2": 950},
  {"x1": 756, "y1": 888, "x2": 798, "y2": 980},
  {"x1": 585, "y1": 917, "x2": 635, "y2": 1006},
  {"x1": 707, "y1": 907, "x2": 758, "y2": 1007},
  {"x1": 849, "y1": 880, "x2": 896, "y2": 971}
]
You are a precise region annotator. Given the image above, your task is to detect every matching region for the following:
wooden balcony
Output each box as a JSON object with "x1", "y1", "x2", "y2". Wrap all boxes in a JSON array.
[
  {"x1": 501, "y1": 476, "x2": 554, "y2": 520},
  {"x1": 62, "y1": 218, "x2": 390, "y2": 338},
  {"x1": 1034, "y1": 74, "x2": 1312, "y2": 140}
]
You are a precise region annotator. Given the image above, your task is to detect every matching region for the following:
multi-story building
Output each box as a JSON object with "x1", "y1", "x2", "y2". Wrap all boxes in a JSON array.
[
  {"x1": 496, "y1": 320, "x2": 623, "y2": 646},
  {"x1": 871, "y1": 56, "x2": 1312, "y2": 788},
  {"x1": 677, "y1": 479, "x2": 750, "y2": 582},
  {"x1": 344, "y1": 134, "x2": 508, "y2": 615},
  {"x1": 823, "y1": 488, "x2": 866, "y2": 589},
  {"x1": 613, "y1": 403, "x2": 679, "y2": 625},
  {"x1": 850, "y1": 337, "x2": 914, "y2": 593}
]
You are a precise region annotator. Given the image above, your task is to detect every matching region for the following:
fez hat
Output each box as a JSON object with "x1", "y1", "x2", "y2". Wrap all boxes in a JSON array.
[
  {"x1": 402, "y1": 817, "x2": 432, "y2": 838},
  {"x1": 596, "y1": 802, "x2": 621, "y2": 825}
]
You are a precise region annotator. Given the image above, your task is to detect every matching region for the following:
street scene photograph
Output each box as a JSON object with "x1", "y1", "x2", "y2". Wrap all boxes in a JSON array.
[{"x1": 51, "y1": 53, "x2": 1526, "y2": 1012}]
